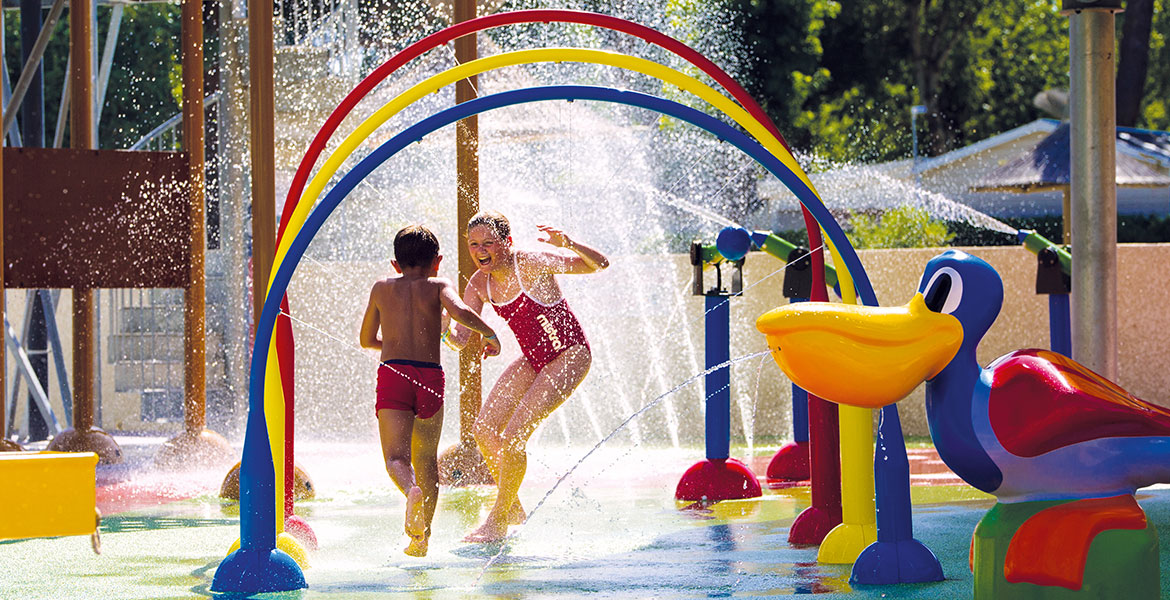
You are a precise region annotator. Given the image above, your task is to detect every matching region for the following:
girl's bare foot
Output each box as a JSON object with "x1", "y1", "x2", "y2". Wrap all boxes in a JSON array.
[
  {"x1": 509, "y1": 501, "x2": 527, "y2": 525},
  {"x1": 462, "y1": 517, "x2": 509, "y2": 543},
  {"x1": 405, "y1": 486, "x2": 426, "y2": 540}
]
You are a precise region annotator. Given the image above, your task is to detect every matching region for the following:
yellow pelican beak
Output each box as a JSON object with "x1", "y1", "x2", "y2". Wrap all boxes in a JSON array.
[{"x1": 755, "y1": 293, "x2": 963, "y2": 408}]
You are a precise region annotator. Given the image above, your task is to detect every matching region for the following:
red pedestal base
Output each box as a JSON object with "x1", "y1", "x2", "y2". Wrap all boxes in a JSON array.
[
  {"x1": 767, "y1": 440, "x2": 810, "y2": 482},
  {"x1": 788, "y1": 504, "x2": 841, "y2": 546},
  {"x1": 284, "y1": 515, "x2": 318, "y2": 551},
  {"x1": 675, "y1": 458, "x2": 762, "y2": 502}
]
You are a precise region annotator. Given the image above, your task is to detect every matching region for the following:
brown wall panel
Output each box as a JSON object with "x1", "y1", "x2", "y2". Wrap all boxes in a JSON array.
[{"x1": 3, "y1": 147, "x2": 191, "y2": 288}]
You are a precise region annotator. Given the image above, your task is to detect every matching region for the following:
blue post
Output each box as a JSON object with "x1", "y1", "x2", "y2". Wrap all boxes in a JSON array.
[
  {"x1": 705, "y1": 295, "x2": 731, "y2": 461},
  {"x1": 789, "y1": 298, "x2": 810, "y2": 445},
  {"x1": 791, "y1": 385, "x2": 809, "y2": 444},
  {"x1": 1049, "y1": 294, "x2": 1072, "y2": 356}
]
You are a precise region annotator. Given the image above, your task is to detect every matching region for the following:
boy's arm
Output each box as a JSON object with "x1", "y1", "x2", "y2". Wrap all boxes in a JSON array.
[
  {"x1": 447, "y1": 274, "x2": 483, "y2": 348},
  {"x1": 359, "y1": 287, "x2": 381, "y2": 351},
  {"x1": 536, "y1": 225, "x2": 609, "y2": 274},
  {"x1": 439, "y1": 280, "x2": 501, "y2": 356}
]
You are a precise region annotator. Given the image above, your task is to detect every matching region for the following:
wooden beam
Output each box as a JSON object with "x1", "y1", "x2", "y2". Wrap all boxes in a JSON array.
[
  {"x1": 70, "y1": 0, "x2": 94, "y2": 432},
  {"x1": 455, "y1": 0, "x2": 480, "y2": 446},
  {"x1": 249, "y1": 0, "x2": 275, "y2": 330},
  {"x1": 182, "y1": 0, "x2": 206, "y2": 433}
]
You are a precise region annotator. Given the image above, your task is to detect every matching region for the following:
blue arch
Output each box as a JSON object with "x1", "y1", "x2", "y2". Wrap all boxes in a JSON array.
[{"x1": 230, "y1": 85, "x2": 894, "y2": 585}]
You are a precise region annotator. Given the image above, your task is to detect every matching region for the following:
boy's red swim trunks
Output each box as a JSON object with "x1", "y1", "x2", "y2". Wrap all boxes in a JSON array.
[{"x1": 375, "y1": 359, "x2": 445, "y2": 419}]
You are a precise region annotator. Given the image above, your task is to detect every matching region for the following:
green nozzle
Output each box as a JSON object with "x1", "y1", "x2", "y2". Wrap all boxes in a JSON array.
[
  {"x1": 752, "y1": 231, "x2": 839, "y2": 289},
  {"x1": 1018, "y1": 229, "x2": 1071, "y2": 274},
  {"x1": 696, "y1": 243, "x2": 724, "y2": 265},
  {"x1": 696, "y1": 231, "x2": 840, "y2": 289}
]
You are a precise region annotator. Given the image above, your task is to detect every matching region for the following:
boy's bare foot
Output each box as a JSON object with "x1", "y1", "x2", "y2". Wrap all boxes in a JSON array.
[
  {"x1": 508, "y1": 502, "x2": 527, "y2": 525},
  {"x1": 404, "y1": 532, "x2": 429, "y2": 557},
  {"x1": 405, "y1": 486, "x2": 426, "y2": 540},
  {"x1": 462, "y1": 517, "x2": 509, "y2": 543}
]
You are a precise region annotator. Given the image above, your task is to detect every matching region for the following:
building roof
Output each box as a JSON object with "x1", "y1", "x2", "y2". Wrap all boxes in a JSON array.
[
  {"x1": 970, "y1": 122, "x2": 1170, "y2": 193},
  {"x1": 1117, "y1": 126, "x2": 1170, "y2": 167}
]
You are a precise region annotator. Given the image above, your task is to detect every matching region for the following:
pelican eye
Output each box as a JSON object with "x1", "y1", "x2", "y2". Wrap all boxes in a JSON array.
[{"x1": 922, "y1": 266, "x2": 963, "y2": 314}]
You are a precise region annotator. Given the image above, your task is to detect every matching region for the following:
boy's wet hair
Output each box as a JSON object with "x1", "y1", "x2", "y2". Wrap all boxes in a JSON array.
[
  {"x1": 394, "y1": 225, "x2": 440, "y2": 268},
  {"x1": 468, "y1": 210, "x2": 510, "y2": 240}
]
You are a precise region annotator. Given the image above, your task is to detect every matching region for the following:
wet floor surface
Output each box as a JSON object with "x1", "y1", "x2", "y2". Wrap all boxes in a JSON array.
[{"x1": 4, "y1": 438, "x2": 1168, "y2": 599}]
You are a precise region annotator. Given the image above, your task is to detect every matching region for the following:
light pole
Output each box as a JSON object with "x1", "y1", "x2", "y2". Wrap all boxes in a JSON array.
[{"x1": 911, "y1": 104, "x2": 926, "y2": 184}]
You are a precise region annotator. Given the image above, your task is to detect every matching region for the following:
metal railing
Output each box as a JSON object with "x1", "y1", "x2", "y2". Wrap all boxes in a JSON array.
[
  {"x1": 129, "y1": 91, "x2": 222, "y2": 151},
  {"x1": 105, "y1": 288, "x2": 186, "y2": 423},
  {"x1": 278, "y1": 0, "x2": 360, "y2": 73}
]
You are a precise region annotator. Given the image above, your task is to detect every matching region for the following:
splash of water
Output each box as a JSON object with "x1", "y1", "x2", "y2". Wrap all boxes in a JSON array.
[{"x1": 475, "y1": 349, "x2": 773, "y2": 580}]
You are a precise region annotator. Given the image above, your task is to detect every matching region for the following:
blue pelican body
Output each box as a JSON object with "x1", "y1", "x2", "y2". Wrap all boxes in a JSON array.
[{"x1": 757, "y1": 250, "x2": 1170, "y2": 594}]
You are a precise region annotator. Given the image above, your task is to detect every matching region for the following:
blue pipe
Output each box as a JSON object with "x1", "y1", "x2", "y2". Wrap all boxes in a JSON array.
[
  {"x1": 704, "y1": 296, "x2": 731, "y2": 460},
  {"x1": 1049, "y1": 294, "x2": 1072, "y2": 356}
]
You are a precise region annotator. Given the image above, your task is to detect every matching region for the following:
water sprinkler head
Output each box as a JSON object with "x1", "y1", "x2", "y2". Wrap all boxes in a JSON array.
[{"x1": 716, "y1": 226, "x2": 752, "y2": 262}]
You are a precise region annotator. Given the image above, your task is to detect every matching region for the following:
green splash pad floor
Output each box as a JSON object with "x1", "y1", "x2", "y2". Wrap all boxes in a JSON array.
[{"x1": 3, "y1": 440, "x2": 1169, "y2": 599}]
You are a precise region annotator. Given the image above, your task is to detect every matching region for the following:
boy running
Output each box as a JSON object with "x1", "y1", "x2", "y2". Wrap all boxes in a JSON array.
[{"x1": 360, "y1": 224, "x2": 501, "y2": 556}]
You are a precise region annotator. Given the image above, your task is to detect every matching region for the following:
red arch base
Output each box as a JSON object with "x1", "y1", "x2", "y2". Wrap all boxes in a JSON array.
[
  {"x1": 675, "y1": 458, "x2": 762, "y2": 502},
  {"x1": 767, "y1": 440, "x2": 811, "y2": 482}
]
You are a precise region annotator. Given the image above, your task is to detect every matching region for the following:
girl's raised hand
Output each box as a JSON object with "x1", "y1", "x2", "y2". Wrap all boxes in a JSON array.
[{"x1": 536, "y1": 224, "x2": 571, "y2": 248}]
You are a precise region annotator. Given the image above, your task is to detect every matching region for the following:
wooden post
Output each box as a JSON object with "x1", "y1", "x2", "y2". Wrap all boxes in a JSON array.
[
  {"x1": 249, "y1": 0, "x2": 276, "y2": 325},
  {"x1": 0, "y1": 114, "x2": 15, "y2": 451},
  {"x1": 71, "y1": 0, "x2": 94, "y2": 431},
  {"x1": 182, "y1": 0, "x2": 207, "y2": 434},
  {"x1": 46, "y1": 0, "x2": 121, "y2": 462},
  {"x1": 156, "y1": 0, "x2": 233, "y2": 467},
  {"x1": 438, "y1": 0, "x2": 491, "y2": 485},
  {"x1": 455, "y1": 0, "x2": 480, "y2": 447}
]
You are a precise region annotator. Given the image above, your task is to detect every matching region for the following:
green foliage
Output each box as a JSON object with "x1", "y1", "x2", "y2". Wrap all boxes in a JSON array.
[
  {"x1": 1138, "y1": 0, "x2": 1170, "y2": 130},
  {"x1": 847, "y1": 205, "x2": 955, "y2": 249},
  {"x1": 4, "y1": 4, "x2": 182, "y2": 149},
  {"x1": 939, "y1": 1, "x2": 1068, "y2": 149},
  {"x1": 731, "y1": 0, "x2": 839, "y2": 148},
  {"x1": 731, "y1": 0, "x2": 1076, "y2": 161}
]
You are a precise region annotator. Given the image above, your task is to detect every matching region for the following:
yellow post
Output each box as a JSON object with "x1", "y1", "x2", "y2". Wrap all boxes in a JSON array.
[{"x1": 816, "y1": 240, "x2": 877, "y2": 564}]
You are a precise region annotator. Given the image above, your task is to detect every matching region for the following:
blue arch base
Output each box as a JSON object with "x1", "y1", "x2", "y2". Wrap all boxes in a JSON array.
[
  {"x1": 230, "y1": 83, "x2": 938, "y2": 592},
  {"x1": 211, "y1": 547, "x2": 306, "y2": 594}
]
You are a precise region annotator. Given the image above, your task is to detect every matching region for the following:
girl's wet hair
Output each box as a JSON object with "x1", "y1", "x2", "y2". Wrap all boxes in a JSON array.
[{"x1": 468, "y1": 210, "x2": 510, "y2": 240}]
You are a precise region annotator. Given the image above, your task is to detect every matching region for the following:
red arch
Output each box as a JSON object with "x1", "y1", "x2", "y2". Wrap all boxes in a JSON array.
[
  {"x1": 279, "y1": 9, "x2": 803, "y2": 239},
  {"x1": 272, "y1": 10, "x2": 828, "y2": 517}
]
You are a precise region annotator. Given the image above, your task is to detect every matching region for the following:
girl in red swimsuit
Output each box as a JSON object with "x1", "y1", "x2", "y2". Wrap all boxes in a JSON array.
[{"x1": 447, "y1": 211, "x2": 609, "y2": 543}]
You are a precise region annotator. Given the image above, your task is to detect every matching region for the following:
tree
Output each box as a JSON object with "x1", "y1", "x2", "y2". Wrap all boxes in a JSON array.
[
  {"x1": 5, "y1": 4, "x2": 182, "y2": 149},
  {"x1": 736, "y1": 0, "x2": 1072, "y2": 162},
  {"x1": 730, "y1": 0, "x2": 839, "y2": 149},
  {"x1": 1134, "y1": 0, "x2": 1169, "y2": 130},
  {"x1": 1116, "y1": 0, "x2": 1155, "y2": 127},
  {"x1": 907, "y1": 1, "x2": 985, "y2": 154}
]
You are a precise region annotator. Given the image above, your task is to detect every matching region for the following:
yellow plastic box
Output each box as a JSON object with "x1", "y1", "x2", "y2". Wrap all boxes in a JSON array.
[{"x1": 0, "y1": 451, "x2": 98, "y2": 541}]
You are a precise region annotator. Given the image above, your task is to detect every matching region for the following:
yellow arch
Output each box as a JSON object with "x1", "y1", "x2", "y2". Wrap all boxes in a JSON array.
[
  {"x1": 268, "y1": 47, "x2": 823, "y2": 293},
  {"x1": 261, "y1": 46, "x2": 872, "y2": 562}
]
